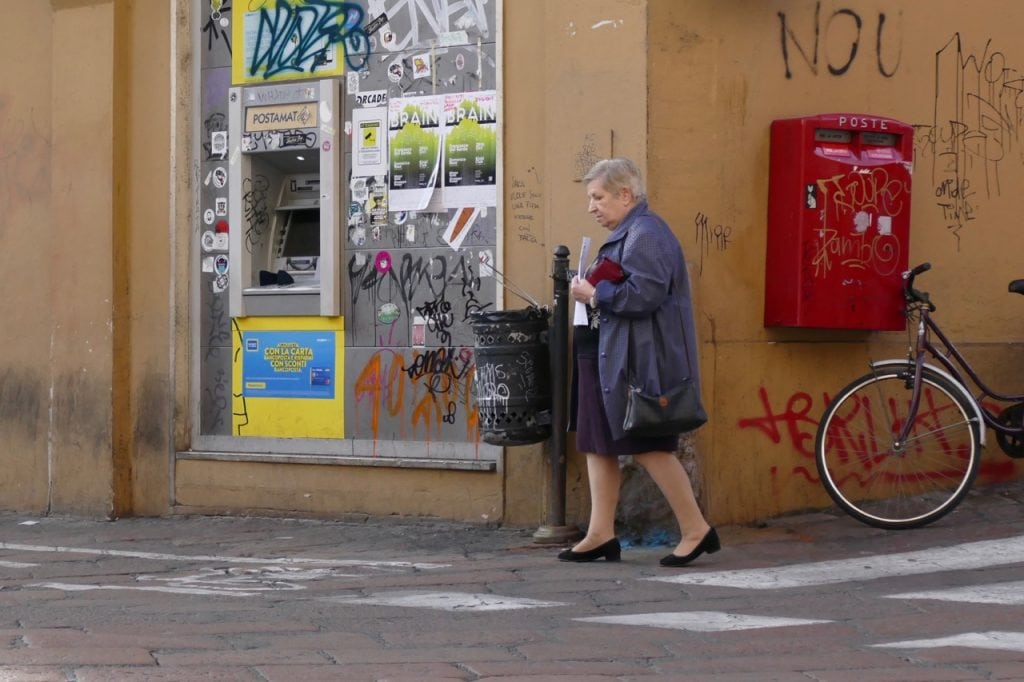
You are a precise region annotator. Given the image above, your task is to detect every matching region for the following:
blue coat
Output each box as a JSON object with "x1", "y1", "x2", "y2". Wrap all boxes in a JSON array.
[{"x1": 570, "y1": 200, "x2": 702, "y2": 441}]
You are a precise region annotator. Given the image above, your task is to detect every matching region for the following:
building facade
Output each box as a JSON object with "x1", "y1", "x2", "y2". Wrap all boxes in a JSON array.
[{"x1": 2, "y1": 0, "x2": 1023, "y2": 528}]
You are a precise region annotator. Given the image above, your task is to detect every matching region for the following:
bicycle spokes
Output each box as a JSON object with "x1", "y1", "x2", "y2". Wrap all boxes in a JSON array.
[{"x1": 815, "y1": 369, "x2": 979, "y2": 529}]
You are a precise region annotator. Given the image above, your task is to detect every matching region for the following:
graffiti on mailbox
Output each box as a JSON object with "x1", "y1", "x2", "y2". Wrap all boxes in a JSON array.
[{"x1": 812, "y1": 167, "x2": 909, "y2": 279}]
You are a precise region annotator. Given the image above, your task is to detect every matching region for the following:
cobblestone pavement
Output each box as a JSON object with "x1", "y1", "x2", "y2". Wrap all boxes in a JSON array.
[{"x1": 3, "y1": 482, "x2": 1024, "y2": 680}]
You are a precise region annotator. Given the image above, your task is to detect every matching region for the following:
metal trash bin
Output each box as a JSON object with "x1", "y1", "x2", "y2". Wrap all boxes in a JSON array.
[{"x1": 470, "y1": 307, "x2": 552, "y2": 445}]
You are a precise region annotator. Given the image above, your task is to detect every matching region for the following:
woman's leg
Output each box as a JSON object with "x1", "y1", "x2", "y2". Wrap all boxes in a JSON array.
[
  {"x1": 633, "y1": 451, "x2": 712, "y2": 556},
  {"x1": 572, "y1": 453, "x2": 622, "y2": 551}
]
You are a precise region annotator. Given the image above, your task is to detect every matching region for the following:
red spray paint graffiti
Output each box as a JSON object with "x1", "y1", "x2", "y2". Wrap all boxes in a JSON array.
[{"x1": 738, "y1": 386, "x2": 1017, "y2": 488}]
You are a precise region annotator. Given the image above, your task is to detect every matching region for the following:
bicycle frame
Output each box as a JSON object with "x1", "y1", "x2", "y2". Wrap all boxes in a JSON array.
[{"x1": 894, "y1": 301, "x2": 1024, "y2": 445}]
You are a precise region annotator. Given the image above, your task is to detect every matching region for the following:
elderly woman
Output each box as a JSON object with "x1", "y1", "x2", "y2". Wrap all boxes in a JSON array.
[{"x1": 560, "y1": 158, "x2": 718, "y2": 567}]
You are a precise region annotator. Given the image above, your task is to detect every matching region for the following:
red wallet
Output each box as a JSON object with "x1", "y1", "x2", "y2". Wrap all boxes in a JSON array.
[{"x1": 586, "y1": 256, "x2": 626, "y2": 285}]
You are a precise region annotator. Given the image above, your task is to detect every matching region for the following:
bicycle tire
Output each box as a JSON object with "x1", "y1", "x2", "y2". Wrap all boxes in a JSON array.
[{"x1": 815, "y1": 367, "x2": 981, "y2": 529}]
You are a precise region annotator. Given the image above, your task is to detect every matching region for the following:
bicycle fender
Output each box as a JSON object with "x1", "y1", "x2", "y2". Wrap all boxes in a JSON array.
[{"x1": 870, "y1": 359, "x2": 987, "y2": 448}]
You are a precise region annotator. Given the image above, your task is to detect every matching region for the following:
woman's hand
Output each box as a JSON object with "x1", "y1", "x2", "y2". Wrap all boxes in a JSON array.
[{"x1": 571, "y1": 276, "x2": 596, "y2": 305}]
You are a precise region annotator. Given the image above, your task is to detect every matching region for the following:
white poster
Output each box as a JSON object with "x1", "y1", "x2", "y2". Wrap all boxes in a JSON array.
[
  {"x1": 388, "y1": 95, "x2": 443, "y2": 212},
  {"x1": 352, "y1": 107, "x2": 388, "y2": 177},
  {"x1": 442, "y1": 90, "x2": 498, "y2": 208}
]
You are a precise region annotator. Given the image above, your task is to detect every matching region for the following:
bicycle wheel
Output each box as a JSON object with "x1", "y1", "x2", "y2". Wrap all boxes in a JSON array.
[{"x1": 815, "y1": 367, "x2": 980, "y2": 529}]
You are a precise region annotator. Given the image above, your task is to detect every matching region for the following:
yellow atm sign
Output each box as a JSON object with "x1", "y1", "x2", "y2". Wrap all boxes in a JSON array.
[{"x1": 245, "y1": 103, "x2": 318, "y2": 132}]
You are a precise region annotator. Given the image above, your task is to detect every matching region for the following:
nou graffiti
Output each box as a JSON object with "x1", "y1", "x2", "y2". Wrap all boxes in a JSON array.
[
  {"x1": 243, "y1": 0, "x2": 370, "y2": 79},
  {"x1": 352, "y1": 347, "x2": 477, "y2": 445},
  {"x1": 739, "y1": 386, "x2": 1017, "y2": 487},
  {"x1": 777, "y1": 1, "x2": 902, "y2": 79}
]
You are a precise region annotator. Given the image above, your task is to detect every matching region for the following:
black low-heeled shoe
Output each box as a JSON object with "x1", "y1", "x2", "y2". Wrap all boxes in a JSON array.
[
  {"x1": 557, "y1": 537, "x2": 621, "y2": 563},
  {"x1": 659, "y1": 528, "x2": 720, "y2": 567}
]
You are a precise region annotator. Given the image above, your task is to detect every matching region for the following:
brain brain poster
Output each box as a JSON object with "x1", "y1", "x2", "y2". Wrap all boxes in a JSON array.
[
  {"x1": 388, "y1": 95, "x2": 443, "y2": 211},
  {"x1": 443, "y1": 91, "x2": 497, "y2": 207}
]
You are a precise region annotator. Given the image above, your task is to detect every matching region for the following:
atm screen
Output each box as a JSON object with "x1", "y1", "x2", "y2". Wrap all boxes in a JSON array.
[{"x1": 280, "y1": 209, "x2": 320, "y2": 257}]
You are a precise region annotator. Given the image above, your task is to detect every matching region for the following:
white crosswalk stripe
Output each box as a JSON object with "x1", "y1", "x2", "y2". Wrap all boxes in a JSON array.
[
  {"x1": 887, "y1": 580, "x2": 1024, "y2": 605},
  {"x1": 575, "y1": 611, "x2": 830, "y2": 632},
  {"x1": 874, "y1": 631, "x2": 1024, "y2": 653},
  {"x1": 323, "y1": 590, "x2": 566, "y2": 611},
  {"x1": 646, "y1": 534, "x2": 1024, "y2": 589}
]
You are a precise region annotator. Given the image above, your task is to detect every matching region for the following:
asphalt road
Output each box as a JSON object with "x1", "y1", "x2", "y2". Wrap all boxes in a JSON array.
[{"x1": 3, "y1": 483, "x2": 1024, "y2": 680}]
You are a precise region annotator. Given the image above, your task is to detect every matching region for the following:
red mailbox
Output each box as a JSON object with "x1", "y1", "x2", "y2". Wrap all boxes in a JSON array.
[{"x1": 765, "y1": 113, "x2": 914, "y2": 330}]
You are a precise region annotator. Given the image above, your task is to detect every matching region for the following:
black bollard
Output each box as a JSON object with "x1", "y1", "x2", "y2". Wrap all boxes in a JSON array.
[{"x1": 533, "y1": 245, "x2": 582, "y2": 544}]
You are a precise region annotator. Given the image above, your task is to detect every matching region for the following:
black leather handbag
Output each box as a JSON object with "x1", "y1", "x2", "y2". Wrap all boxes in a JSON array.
[
  {"x1": 621, "y1": 308, "x2": 707, "y2": 437},
  {"x1": 622, "y1": 377, "x2": 707, "y2": 436}
]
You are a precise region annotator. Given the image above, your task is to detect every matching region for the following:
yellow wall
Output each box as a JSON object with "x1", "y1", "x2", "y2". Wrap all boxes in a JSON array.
[
  {"x1": 502, "y1": 0, "x2": 651, "y2": 525},
  {"x1": 0, "y1": 1, "x2": 53, "y2": 510},
  {"x1": 648, "y1": 0, "x2": 1024, "y2": 524},
  {"x1": 0, "y1": 0, "x2": 173, "y2": 516}
]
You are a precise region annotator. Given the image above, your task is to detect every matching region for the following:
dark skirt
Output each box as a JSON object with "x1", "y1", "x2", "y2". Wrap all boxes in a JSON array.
[{"x1": 575, "y1": 354, "x2": 679, "y2": 457}]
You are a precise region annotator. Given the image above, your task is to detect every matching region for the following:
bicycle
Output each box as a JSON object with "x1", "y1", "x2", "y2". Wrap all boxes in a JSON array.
[{"x1": 815, "y1": 262, "x2": 1024, "y2": 529}]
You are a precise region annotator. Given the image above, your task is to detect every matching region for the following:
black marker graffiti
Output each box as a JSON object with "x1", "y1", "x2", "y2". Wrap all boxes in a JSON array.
[{"x1": 778, "y1": 2, "x2": 901, "y2": 79}]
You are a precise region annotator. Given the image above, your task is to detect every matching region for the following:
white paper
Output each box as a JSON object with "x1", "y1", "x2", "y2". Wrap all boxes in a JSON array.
[
  {"x1": 574, "y1": 237, "x2": 592, "y2": 326},
  {"x1": 352, "y1": 106, "x2": 388, "y2": 176}
]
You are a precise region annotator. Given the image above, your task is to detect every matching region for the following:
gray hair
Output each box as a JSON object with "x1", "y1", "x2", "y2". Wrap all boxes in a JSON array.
[{"x1": 582, "y1": 158, "x2": 646, "y2": 201}]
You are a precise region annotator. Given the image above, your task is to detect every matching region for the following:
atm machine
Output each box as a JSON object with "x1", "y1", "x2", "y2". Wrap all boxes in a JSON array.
[{"x1": 227, "y1": 79, "x2": 341, "y2": 317}]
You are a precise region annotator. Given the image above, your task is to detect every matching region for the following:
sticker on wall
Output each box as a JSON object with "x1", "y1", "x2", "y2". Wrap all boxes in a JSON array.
[
  {"x1": 215, "y1": 197, "x2": 228, "y2": 216},
  {"x1": 353, "y1": 107, "x2": 388, "y2": 176},
  {"x1": 355, "y1": 90, "x2": 387, "y2": 107},
  {"x1": 204, "y1": 209, "x2": 215, "y2": 225},
  {"x1": 805, "y1": 184, "x2": 817, "y2": 209},
  {"x1": 364, "y1": 12, "x2": 389, "y2": 37},
  {"x1": 387, "y1": 58, "x2": 404, "y2": 83},
  {"x1": 350, "y1": 225, "x2": 366, "y2": 246},
  {"x1": 372, "y1": 225, "x2": 381, "y2": 241},
  {"x1": 201, "y1": 230, "x2": 217, "y2": 253},
  {"x1": 212, "y1": 167, "x2": 228, "y2": 188},
  {"x1": 354, "y1": 252, "x2": 367, "y2": 267},
  {"x1": 351, "y1": 177, "x2": 369, "y2": 202},
  {"x1": 478, "y1": 249, "x2": 495, "y2": 278},
  {"x1": 214, "y1": 254, "x2": 230, "y2": 275},
  {"x1": 853, "y1": 211, "x2": 871, "y2": 234},
  {"x1": 212, "y1": 274, "x2": 228, "y2": 294},
  {"x1": 378, "y1": 302, "x2": 400, "y2": 324},
  {"x1": 878, "y1": 215, "x2": 893, "y2": 235},
  {"x1": 215, "y1": 219, "x2": 229, "y2": 233},
  {"x1": 405, "y1": 224, "x2": 416, "y2": 243},
  {"x1": 375, "y1": 250, "x2": 393, "y2": 274},
  {"x1": 346, "y1": 71, "x2": 360, "y2": 95},
  {"x1": 443, "y1": 207, "x2": 480, "y2": 251},
  {"x1": 381, "y1": 28, "x2": 397, "y2": 51},
  {"x1": 211, "y1": 131, "x2": 228, "y2": 158},
  {"x1": 411, "y1": 316, "x2": 426, "y2": 347},
  {"x1": 214, "y1": 233, "x2": 229, "y2": 250},
  {"x1": 368, "y1": 176, "x2": 388, "y2": 228},
  {"x1": 393, "y1": 211, "x2": 408, "y2": 225},
  {"x1": 439, "y1": 31, "x2": 469, "y2": 47},
  {"x1": 455, "y1": 53, "x2": 466, "y2": 71},
  {"x1": 202, "y1": 256, "x2": 215, "y2": 273},
  {"x1": 210, "y1": 0, "x2": 228, "y2": 26},
  {"x1": 412, "y1": 53, "x2": 432, "y2": 79}
]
